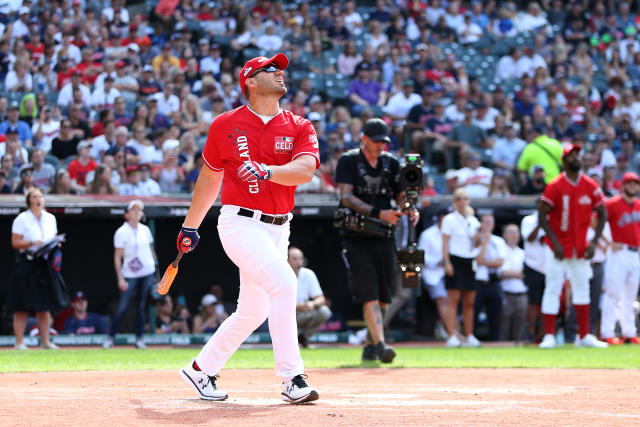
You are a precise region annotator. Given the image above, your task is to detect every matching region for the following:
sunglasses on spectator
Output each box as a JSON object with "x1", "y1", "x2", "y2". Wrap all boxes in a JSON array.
[
  {"x1": 454, "y1": 196, "x2": 469, "y2": 201},
  {"x1": 248, "y1": 64, "x2": 279, "y2": 79}
]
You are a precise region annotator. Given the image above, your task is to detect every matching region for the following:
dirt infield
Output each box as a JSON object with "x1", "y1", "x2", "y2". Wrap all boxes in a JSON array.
[{"x1": 1, "y1": 368, "x2": 639, "y2": 426}]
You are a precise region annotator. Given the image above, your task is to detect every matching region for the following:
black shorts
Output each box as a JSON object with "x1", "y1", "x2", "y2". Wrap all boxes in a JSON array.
[
  {"x1": 343, "y1": 238, "x2": 396, "y2": 304},
  {"x1": 445, "y1": 255, "x2": 476, "y2": 291},
  {"x1": 524, "y1": 264, "x2": 545, "y2": 305}
]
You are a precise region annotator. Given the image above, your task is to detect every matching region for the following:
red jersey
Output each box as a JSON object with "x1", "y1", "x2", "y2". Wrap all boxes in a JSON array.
[
  {"x1": 605, "y1": 195, "x2": 640, "y2": 246},
  {"x1": 202, "y1": 106, "x2": 320, "y2": 214},
  {"x1": 67, "y1": 158, "x2": 97, "y2": 186},
  {"x1": 541, "y1": 172, "x2": 605, "y2": 258}
]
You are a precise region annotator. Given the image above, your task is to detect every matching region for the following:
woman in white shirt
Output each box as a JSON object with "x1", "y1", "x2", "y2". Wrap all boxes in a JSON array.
[
  {"x1": 441, "y1": 188, "x2": 481, "y2": 347},
  {"x1": 104, "y1": 200, "x2": 158, "y2": 349},
  {"x1": 9, "y1": 188, "x2": 61, "y2": 350}
]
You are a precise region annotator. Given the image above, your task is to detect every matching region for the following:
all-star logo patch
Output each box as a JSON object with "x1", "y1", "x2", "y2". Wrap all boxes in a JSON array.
[
  {"x1": 275, "y1": 136, "x2": 294, "y2": 153},
  {"x1": 578, "y1": 195, "x2": 591, "y2": 205},
  {"x1": 243, "y1": 67, "x2": 253, "y2": 76}
]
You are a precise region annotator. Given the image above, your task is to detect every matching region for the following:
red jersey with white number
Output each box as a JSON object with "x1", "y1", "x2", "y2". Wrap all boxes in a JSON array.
[
  {"x1": 202, "y1": 105, "x2": 320, "y2": 214},
  {"x1": 606, "y1": 195, "x2": 640, "y2": 246},
  {"x1": 540, "y1": 172, "x2": 604, "y2": 258}
]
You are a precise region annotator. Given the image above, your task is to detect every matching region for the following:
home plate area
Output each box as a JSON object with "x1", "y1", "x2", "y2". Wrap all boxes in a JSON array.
[{"x1": 1, "y1": 368, "x2": 638, "y2": 425}]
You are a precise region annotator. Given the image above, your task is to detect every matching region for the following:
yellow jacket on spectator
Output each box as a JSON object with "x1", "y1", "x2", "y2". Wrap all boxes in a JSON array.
[
  {"x1": 517, "y1": 135, "x2": 563, "y2": 183},
  {"x1": 151, "y1": 54, "x2": 181, "y2": 72}
]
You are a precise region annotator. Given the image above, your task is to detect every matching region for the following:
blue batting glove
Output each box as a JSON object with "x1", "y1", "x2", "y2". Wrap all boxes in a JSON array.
[{"x1": 177, "y1": 225, "x2": 199, "y2": 254}]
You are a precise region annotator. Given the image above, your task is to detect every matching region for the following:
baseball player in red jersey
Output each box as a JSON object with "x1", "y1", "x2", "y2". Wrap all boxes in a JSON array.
[
  {"x1": 537, "y1": 143, "x2": 609, "y2": 348},
  {"x1": 601, "y1": 172, "x2": 640, "y2": 345},
  {"x1": 175, "y1": 52, "x2": 321, "y2": 404}
]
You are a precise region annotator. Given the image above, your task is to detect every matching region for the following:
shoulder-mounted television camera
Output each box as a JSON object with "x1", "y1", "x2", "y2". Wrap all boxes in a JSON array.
[{"x1": 397, "y1": 154, "x2": 425, "y2": 288}]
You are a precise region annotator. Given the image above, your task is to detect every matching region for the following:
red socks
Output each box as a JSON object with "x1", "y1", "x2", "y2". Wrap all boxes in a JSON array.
[
  {"x1": 193, "y1": 360, "x2": 201, "y2": 371},
  {"x1": 574, "y1": 304, "x2": 590, "y2": 339},
  {"x1": 544, "y1": 314, "x2": 556, "y2": 335}
]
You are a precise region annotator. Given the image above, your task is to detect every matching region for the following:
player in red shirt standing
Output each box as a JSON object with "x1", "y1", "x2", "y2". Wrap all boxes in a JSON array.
[
  {"x1": 601, "y1": 172, "x2": 640, "y2": 345},
  {"x1": 175, "y1": 53, "x2": 321, "y2": 404},
  {"x1": 538, "y1": 144, "x2": 609, "y2": 348}
]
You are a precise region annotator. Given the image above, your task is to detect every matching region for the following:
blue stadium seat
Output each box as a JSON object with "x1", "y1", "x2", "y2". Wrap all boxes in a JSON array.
[{"x1": 44, "y1": 154, "x2": 60, "y2": 169}]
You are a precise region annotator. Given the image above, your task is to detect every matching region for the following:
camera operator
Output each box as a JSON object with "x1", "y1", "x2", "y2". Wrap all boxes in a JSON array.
[{"x1": 335, "y1": 118, "x2": 418, "y2": 363}]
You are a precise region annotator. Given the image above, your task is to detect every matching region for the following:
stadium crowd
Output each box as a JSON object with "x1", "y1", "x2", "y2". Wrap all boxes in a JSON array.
[{"x1": 2, "y1": 0, "x2": 640, "y2": 346}]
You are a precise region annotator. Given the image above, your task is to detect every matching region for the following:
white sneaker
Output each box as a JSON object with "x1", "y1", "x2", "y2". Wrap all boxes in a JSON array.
[
  {"x1": 14, "y1": 343, "x2": 27, "y2": 350},
  {"x1": 102, "y1": 338, "x2": 113, "y2": 349},
  {"x1": 281, "y1": 374, "x2": 319, "y2": 404},
  {"x1": 445, "y1": 335, "x2": 461, "y2": 347},
  {"x1": 179, "y1": 359, "x2": 228, "y2": 401},
  {"x1": 42, "y1": 342, "x2": 59, "y2": 350},
  {"x1": 462, "y1": 334, "x2": 481, "y2": 347},
  {"x1": 135, "y1": 339, "x2": 147, "y2": 349},
  {"x1": 575, "y1": 333, "x2": 609, "y2": 348},
  {"x1": 539, "y1": 334, "x2": 557, "y2": 349}
]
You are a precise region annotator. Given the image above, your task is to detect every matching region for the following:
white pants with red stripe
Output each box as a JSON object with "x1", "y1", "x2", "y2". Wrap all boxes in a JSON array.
[
  {"x1": 541, "y1": 246, "x2": 591, "y2": 315},
  {"x1": 600, "y1": 247, "x2": 640, "y2": 339},
  {"x1": 195, "y1": 205, "x2": 303, "y2": 380}
]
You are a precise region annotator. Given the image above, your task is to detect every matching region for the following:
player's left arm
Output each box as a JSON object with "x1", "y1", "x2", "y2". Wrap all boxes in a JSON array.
[{"x1": 268, "y1": 154, "x2": 317, "y2": 186}]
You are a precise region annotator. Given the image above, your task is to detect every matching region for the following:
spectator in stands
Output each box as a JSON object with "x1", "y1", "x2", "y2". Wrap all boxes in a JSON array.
[
  {"x1": 113, "y1": 61, "x2": 140, "y2": 101},
  {"x1": 497, "y1": 223, "x2": 527, "y2": 342},
  {"x1": 456, "y1": 151, "x2": 492, "y2": 198},
  {"x1": 0, "y1": 128, "x2": 28, "y2": 169},
  {"x1": 91, "y1": 75, "x2": 120, "y2": 109},
  {"x1": 488, "y1": 172, "x2": 513, "y2": 198},
  {"x1": 152, "y1": 44, "x2": 180, "y2": 72},
  {"x1": 138, "y1": 64, "x2": 162, "y2": 101},
  {"x1": 156, "y1": 294, "x2": 191, "y2": 334},
  {"x1": 31, "y1": 106, "x2": 60, "y2": 154},
  {"x1": 192, "y1": 294, "x2": 226, "y2": 334},
  {"x1": 87, "y1": 164, "x2": 117, "y2": 195},
  {"x1": 106, "y1": 126, "x2": 139, "y2": 159},
  {"x1": 446, "y1": 103, "x2": 488, "y2": 169},
  {"x1": 90, "y1": 119, "x2": 116, "y2": 160},
  {"x1": 492, "y1": 121, "x2": 526, "y2": 175},
  {"x1": 153, "y1": 142, "x2": 185, "y2": 193},
  {"x1": 457, "y1": 13, "x2": 483, "y2": 45},
  {"x1": 338, "y1": 41, "x2": 362, "y2": 76},
  {"x1": 0, "y1": 170, "x2": 11, "y2": 193},
  {"x1": 442, "y1": 188, "x2": 481, "y2": 347},
  {"x1": 0, "y1": 103, "x2": 32, "y2": 148},
  {"x1": 67, "y1": 140, "x2": 97, "y2": 194},
  {"x1": 181, "y1": 95, "x2": 208, "y2": 136},
  {"x1": 57, "y1": 70, "x2": 91, "y2": 110},
  {"x1": 152, "y1": 81, "x2": 180, "y2": 116},
  {"x1": 104, "y1": 200, "x2": 157, "y2": 349},
  {"x1": 518, "y1": 164, "x2": 547, "y2": 195},
  {"x1": 474, "y1": 213, "x2": 506, "y2": 342},
  {"x1": 13, "y1": 164, "x2": 36, "y2": 194},
  {"x1": 29, "y1": 149, "x2": 55, "y2": 193},
  {"x1": 117, "y1": 165, "x2": 143, "y2": 196},
  {"x1": 1, "y1": 153, "x2": 19, "y2": 189},
  {"x1": 9, "y1": 187, "x2": 62, "y2": 350},
  {"x1": 5, "y1": 59, "x2": 32, "y2": 92},
  {"x1": 256, "y1": 22, "x2": 283, "y2": 51},
  {"x1": 63, "y1": 291, "x2": 106, "y2": 335},
  {"x1": 348, "y1": 62, "x2": 387, "y2": 116},
  {"x1": 49, "y1": 168, "x2": 73, "y2": 194},
  {"x1": 288, "y1": 246, "x2": 332, "y2": 348},
  {"x1": 384, "y1": 79, "x2": 421, "y2": 127},
  {"x1": 138, "y1": 162, "x2": 161, "y2": 196},
  {"x1": 516, "y1": 125, "x2": 562, "y2": 185}
]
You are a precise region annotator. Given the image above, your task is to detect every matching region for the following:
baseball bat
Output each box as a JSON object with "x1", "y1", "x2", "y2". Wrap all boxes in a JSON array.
[{"x1": 156, "y1": 253, "x2": 183, "y2": 295}]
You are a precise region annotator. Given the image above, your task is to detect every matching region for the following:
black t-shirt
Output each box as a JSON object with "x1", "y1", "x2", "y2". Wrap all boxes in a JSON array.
[
  {"x1": 335, "y1": 148, "x2": 400, "y2": 210},
  {"x1": 51, "y1": 136, "x2": 82, "y2": 160},
  {"x1": 407, "y1": 103, "x2": 432, "y2": 128}
]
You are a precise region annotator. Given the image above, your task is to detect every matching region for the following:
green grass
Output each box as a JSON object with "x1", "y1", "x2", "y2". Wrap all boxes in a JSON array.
[{"x1": 1, "y1": 346, "x2": 639, "y2": 373}]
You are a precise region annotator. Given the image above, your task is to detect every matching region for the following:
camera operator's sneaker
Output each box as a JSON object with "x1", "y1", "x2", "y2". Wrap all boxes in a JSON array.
[
  {"x1": 462, "y1": 334, "x2": 481, "y2": 347},
  {"x1": 376, "y1": 341, "x2": 396, "y2": 363},
  {"x1": 135, "y1": 339, "x2": 147, "y2": 349},
  {"x1": 179, "y1": 359, "x2": 228, "y2": 401},
  {"x1": 281, "y1": 374, "x2": 319, "y2": 404},
  {"x1": 361, "y1": 343, "x2": 377, "y2": 361},
  {"x1": 102, "y1": 338, "x2": 114, "y2": 349},
  {"x1": 445, "y1": 335, "x2": 461, "y2": 347},
  {"x1": 539, "y1": 334, "x2": 557, "y2": 349},
  {"x1": 575, "y1": 333, "x2": 608, "y2": 348}
]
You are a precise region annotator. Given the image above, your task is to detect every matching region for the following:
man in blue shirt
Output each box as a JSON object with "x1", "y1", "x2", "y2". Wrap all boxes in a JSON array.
[
  {"x1": 64, "y1": 291, "x2": 106, "y2": 335},
  {"x1": 0, "y1": 102, "x2": 32, "y2": 147}
]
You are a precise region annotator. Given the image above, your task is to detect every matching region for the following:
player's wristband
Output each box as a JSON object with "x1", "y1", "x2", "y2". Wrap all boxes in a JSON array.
[{"x1": 371, "y1": 207, "x2": 380, "y2": 218}]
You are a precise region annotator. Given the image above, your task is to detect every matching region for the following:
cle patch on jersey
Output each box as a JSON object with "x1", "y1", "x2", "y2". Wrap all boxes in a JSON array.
[{"x1": 274, "y1": 136, "x2": 294, "y2": 153}]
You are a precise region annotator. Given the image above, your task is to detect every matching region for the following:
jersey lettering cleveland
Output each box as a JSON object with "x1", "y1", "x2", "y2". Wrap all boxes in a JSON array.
[
  {"x1": 606, "y1": 195, "x2": 640, "y2": 246},
  {"x1": 202, "y1": 106, "x2": 320, "y2": 214}
]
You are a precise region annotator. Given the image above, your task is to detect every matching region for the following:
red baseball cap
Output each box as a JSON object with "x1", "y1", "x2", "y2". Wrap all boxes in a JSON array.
[
  {"x1": 622, "y1": 172, "x2": 640, "y2": 184},
  {"x1": 238, "y1": 52, "x2": 289, "y2": 95},
  {"x1": 562, "y1": 143, "x2": 582, "y2": 159}
]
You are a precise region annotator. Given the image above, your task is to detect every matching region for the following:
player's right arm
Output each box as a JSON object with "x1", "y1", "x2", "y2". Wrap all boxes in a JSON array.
[{"x1": 183, "y1": 166, "x2": 223, "y2": 229}]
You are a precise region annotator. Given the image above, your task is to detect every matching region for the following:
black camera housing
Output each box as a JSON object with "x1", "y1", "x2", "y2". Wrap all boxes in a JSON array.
[{"x1": 397, "y1": 154, "x2": 425, "y2": 288}]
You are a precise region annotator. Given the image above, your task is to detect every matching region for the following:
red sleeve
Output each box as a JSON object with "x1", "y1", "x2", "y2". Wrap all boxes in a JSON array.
[
  {"x1": 292, "y1": 118, "x2": 320, "y2": 168},
  {"x1": 67, "y1": 161, "x2": 78, "y2": 179},
  {"x1": 201, "y1": 118, "x2": 224, "y2": 171},
  {"x1": 540, "y1": 180, "x2": 558, "y2": 207}
]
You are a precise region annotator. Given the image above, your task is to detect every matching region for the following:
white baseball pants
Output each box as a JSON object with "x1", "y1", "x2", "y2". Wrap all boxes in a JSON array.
[
  {"x1": 541, "y1": 247, "x2": 591, "y2": 315},
  {"x1": 195, "y1": 205, "x2": 303, "y2": 380},
  {"x1": 600, "y1": 248, "x2": 640, "y2": 338}
]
